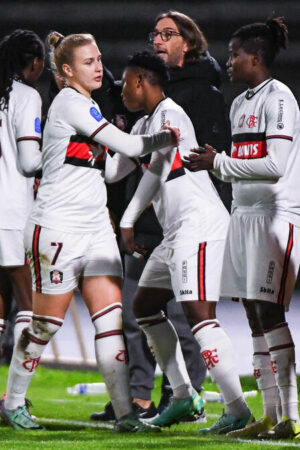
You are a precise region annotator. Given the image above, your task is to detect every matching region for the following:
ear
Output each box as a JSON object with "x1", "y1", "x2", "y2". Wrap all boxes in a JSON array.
[
  {"x1": 62, "y1": 63, "x2": 73, "y2": 78},
  {"x1": 137, "y1": 73, "x2": 143, "y2": 87},
  {"x1": 252, "y1": 50, "x2": 263, "y2": 67},
  {"x1": 182, "y1": 39, "x2": 189, "y2": 55}
]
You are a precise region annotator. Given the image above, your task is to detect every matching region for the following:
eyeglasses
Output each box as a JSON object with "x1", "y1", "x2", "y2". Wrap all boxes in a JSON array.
[{"x1": 149, "y1": 30, "x2": 182, "y2": 43}]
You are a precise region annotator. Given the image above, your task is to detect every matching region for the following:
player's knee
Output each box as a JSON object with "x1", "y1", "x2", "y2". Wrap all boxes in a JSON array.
[
  {"x1": 242, "y1": 299, "x2": 262, "y2": 333},
  {"x1": 258, "y1": 302, "x2": 285, "y2": 330},
  {"x1": 20, "y1": 315, "x2": 63, "y2": 356}
]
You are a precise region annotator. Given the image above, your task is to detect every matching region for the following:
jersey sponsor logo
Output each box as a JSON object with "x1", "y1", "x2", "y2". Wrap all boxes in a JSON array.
[
  {"x1": 50, "y1": 269, "x2": 63, "y2": 284},
  {"x1": 182, "y1": 260, "x2": 188, "y2": 283},
  {"x1": 65, "y1": 135, "x2": 106, "y2": 170},
  {"x1": 90, "y1": 107, "x2": 103, "y2": 122},
  {"x1": 34, "y1": 117, "x2": 41, "y2": 133},
  {"x1": 246, "y1": 115, "x2": 258, "y2": 128},
  {"x1": 201, "y1": 349, "x2": 219, "y2": 370},
  {"x1": 166, "y1": 150, "x2": 185, "y2": 182},
  {"x1": 266, "y1": 260, "x2": 275, "y2": 284},
  {"x1": 232, "y1": 132, "x2": 267, "y2": 159},
  {"x1": 277, "y1": 99, "x2": 284, "y2": 130},
  {"x1": 260, "y1": 286, "x2": 274, "y2": 295},
  {"x1": 180, "y1": 289, "x2": 192, "y2": 295}
]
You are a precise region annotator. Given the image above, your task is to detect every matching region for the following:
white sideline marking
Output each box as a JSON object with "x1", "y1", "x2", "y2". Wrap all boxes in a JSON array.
[
  {"x1": 236, "y1": 439, "x2": 300, "y2": 447},
  {"x1": 40, "y1": 417, "x2": 114, "y2": 430}
]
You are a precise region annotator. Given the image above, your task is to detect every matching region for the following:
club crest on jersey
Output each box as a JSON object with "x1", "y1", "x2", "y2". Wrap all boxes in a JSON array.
[
  {"x1": 34, "y1": 117, "x2": 41, "y2": 133},
  {"x1": 246, "y1": 115, "x2": 258, "y2": 128},
  {"x1": 90, "y1": 107, "x2": 103, "y2": 122},
  {"x1": 50, "y1": 270, "x2": 63, "y2": 284}
]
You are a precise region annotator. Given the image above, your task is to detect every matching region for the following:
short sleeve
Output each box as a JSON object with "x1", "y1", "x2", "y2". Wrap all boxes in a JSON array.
[{"x1": 15, "y1": 88, "x2": 42, "y2": 143}]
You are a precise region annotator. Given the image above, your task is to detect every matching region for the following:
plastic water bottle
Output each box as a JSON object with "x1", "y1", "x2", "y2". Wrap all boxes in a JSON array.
[
  {"x1": 202, "y1": 389, "x2": 257, "y2": 403},
  {"x1": 67, "y1": 382, "x2": 107, "y2": 395}
]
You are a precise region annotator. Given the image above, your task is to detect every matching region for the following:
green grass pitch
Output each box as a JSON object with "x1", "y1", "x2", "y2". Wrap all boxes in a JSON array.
[{"x1": 0, "y1": 365, "x2": 300, "y2": 449}]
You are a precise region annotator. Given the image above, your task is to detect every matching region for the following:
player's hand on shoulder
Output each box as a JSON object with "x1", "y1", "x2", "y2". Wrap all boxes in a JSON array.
[
  {"x1": 182, "y1": 144, "x2": 217, "y2": 171},
  {"x1": 120, "y1": 227, "x2": 147, "y2": 258}
]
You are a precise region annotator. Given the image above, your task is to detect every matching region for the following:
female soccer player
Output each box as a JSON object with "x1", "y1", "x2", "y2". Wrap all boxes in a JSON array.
[
  {"x1": 107, "y1": 50, "x2": 253, "y2": 434},
  {"x1": 184, "y1": 17, "x2": 300, "y2": 440},
  {"x1": 0, "y1": 31, "x2": 178, "y2": 431},
  {"x1": 0, "y1": 29, "x2": 44, "y2": 356}
]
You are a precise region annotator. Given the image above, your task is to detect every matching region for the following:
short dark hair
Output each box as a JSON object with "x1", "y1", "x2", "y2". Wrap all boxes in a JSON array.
[
  {"x1": 232, "y1": 16, "x2": 288, "y2": 68},
  {"x1": 0, "y1": 29, "x2": 44, "y2": 110},
  {"x1": 155, "y1": 10, "x2": 207, "y2": 63},
  {"x1": 126, "y1": 51, "x2": 169, "y2": 88}
]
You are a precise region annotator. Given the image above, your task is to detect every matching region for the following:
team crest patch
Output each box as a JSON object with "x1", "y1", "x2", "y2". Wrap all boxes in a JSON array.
[
  {"x1": 90, "y1": 107, "x2": 103, "y2": 122},
  {"x1": 34, "y1": 117, "x2": 41, "y2": 133},
  {"x1": 50, "y1": 270, "x2": 63, "y2": 284}
]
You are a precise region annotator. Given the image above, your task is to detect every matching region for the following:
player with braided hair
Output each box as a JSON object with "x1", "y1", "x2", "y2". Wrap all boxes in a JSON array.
[
  {"x1": 184, "y1": 17, "x2": 300, "y2": 440},
  {"x1": 0, "y1": 29, "x2": 44, "y2": 381}
]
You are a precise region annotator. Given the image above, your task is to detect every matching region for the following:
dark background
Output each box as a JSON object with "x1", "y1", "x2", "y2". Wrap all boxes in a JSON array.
[{"x1": 2, "y1": 0, "x2": 300, "y2": 109}]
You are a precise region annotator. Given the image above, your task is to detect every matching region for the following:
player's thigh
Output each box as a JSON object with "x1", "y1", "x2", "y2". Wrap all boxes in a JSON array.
[
  {"x1": 0, "y1": 229, "x2": 27, "y2": 267},
  {"x1": 24, "y1": 223, "x2": 91, "y2": 296},
  {"x1": 33, "y1": 290, "x2": 74, "y2": 319},
  {"x1": 80, "y1": 231, "x2": 123, "y2": 315},
  {"x1": 170, "y1": 240, "x2": 225, "y2": 302}
]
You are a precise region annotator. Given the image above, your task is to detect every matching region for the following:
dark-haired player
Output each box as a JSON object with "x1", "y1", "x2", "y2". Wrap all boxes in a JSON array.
[
  {"x1": 0, "y1": 29, "x2": 44, "y2": 361},
  {"x1": 184, "y1": 17, "x2": 300, "y2": 440},
  {"x1": 107, "y1": 50, "x2": 253, "y2": 432}
]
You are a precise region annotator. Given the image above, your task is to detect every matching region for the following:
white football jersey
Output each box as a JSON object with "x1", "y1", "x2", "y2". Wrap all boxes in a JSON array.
[
  {"x1": 214, "y1": 79, "x2": 300, "y2": 226},
  {"x1": 121, "y1": 97, "x2": 229, "y2": 246},
  {"x1": 0, "y1": 80, "x2": 42, "y2": 230},
  {"x1": 30, "y1": 87, "x2": 175, "y2": 233}
]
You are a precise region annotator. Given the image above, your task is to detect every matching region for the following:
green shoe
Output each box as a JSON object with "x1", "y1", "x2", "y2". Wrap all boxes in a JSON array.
[
  {"x1": 227, "y1": 415, "x2": 275, "y2": 438},
  {"x1": 115, "y1": 411, "x2": 161, "y2": 433},
  {"x1": 151, "y1": 393, "x2": 204, "y2": 428},
  {"x1": 0, "y1": 399, "x2": 44, "y2": 430},
  {"x1": 198, "y1": 409, "x2": 254, "y2": 435},
  {"x1": 258, "y1": 417, "x2": 300, "y2": 440}
]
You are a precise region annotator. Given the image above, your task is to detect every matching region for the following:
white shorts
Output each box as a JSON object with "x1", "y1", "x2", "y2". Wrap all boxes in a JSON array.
[
  {"x1": 24, "y1": 223, "x2": 123, "y2": 294},
  {"x1": 138, "y1": 240, "x2": 225, "y2": 302},
  {"x1": 0, "y1": 229, "x2": 27, "y2": 266},
  {"x1": 221, "y1": 211, "x2": 300, "y2": 308}
]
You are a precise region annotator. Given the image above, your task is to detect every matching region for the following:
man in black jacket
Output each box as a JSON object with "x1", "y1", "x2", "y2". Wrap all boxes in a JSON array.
[{"x1": 151, "y1": 10, "x2": 232, "y2": 210}]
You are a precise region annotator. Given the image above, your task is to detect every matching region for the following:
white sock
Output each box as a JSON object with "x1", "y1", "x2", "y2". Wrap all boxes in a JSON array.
[
  {"x1": 264, "y1": 322, "x2": 300, "y2": 423},
  {"x1": 252, "y1": 333, "x2": 279, "y2": 423},
  {"x1": 0, "y1": 318, "x2": 6, "y2": 347},
  {"x1": 192, "y1": 319, "x2": 249, "y2": 418},
  {"x1": 138, "y1": 311, "x2": 193, "y2": 400},
  {"x1": 92, "y1": 303, "x2": 131, "y2": 420},
  {"x1": 14, "y1": 311, "x2": 33, "y2": 344},
  {"x1": 5, "y1": 314, "x2": 63, "y2": 410}
]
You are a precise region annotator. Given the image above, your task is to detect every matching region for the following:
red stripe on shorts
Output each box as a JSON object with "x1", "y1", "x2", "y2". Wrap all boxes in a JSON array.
[
  {"x1": 198, "y1": 242, "x2": 207, "y2": 301},
  {"x1": 32, "y1": 225, "x2": 42, "y2": 293},
  {"x1": 277, "y1": 224, "x2": 294, "y2": 306}
]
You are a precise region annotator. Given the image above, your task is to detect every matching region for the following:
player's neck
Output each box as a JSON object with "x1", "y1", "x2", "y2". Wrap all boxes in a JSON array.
[
  {"x1": 144, "y1": 90, "x2": 165, "y2": 115},
  {"x1": 248, "y1": 69, "x2": 271, "y2": 89}
]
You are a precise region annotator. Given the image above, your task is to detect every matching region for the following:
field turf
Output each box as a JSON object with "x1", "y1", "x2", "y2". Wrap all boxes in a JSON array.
[{"x1": 0, "y1": 365, "x2": 300, "y2": 449}]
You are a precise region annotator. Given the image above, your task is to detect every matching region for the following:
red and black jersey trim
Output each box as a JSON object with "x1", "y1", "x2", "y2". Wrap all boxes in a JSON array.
[
  {"x1": 198, "y1": 242, "x2": 207, "y2": 301},
  {"x1": 16, "y1": 136, "x2": 41, "y2": 143},
  {"x1": 232, "y1": 132, "x2": 266, "y2": 143},
  {"x1": 166, "y1": 150, "x2": 185, "y2": 182},
  {"x1": 90, "y1": 121, "x2": 109, "y2": 139},
  {"x1": 64, "y1": 134, "x2": 106, "y2": 170},
  {"x1": 32, "y1": 225, "x2": 42, "y2": 293},
  {"x1": 266, "y1": 135, "x2": 293, "y2": 141},
  {"x1": 277, "y1": 224, "x2": 294, "y2": 306}
]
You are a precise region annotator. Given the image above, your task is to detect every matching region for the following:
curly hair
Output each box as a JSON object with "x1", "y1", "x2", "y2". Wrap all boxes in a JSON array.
[{"x1": 126, "y1": 50, "x2": 169, "y2": 88}]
